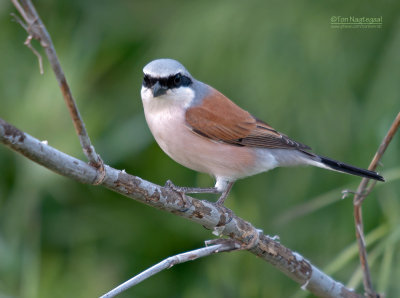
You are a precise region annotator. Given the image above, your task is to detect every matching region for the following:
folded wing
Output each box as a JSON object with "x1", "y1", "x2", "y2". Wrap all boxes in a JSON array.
[{"x1": 185, "y1": 88, "x2": 310, "y2": 150}]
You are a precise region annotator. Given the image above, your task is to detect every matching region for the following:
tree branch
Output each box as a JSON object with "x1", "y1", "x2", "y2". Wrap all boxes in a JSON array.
[
  {"x1": 7, "y1": 1, "x2": 391, "y2": 296},
  {"x1": 0, "y1": 117, "x2": 360, "y2": 298},
  {"x1": 352, "y1": 112, "x2": 400, "y2": 297},
  {"x1": 101, "y1": 240, "x2": 241, "y2": 298},
  {"x1": 11, "y1": 0, "x2": 102, "y2": 167}
]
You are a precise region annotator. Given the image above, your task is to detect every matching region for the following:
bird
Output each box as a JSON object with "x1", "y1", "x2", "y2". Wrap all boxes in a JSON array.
[{"x1": 140, "y1": 58, "x2": 384, "y2": 205}]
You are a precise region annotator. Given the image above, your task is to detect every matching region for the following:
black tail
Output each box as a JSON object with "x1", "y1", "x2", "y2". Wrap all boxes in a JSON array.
[{"x1": 319, "y1": 155, "x2": 384, "y2": 182}]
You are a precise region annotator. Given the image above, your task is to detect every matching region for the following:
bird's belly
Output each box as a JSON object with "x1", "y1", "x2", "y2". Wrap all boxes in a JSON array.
[{"x1": 144, "y1": 106, "x2": 276, "y2": 179}]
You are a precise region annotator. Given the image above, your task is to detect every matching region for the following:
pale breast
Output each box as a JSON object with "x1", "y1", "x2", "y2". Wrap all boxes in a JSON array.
[{"x1": 142, "y1": 97, "x2": 273, "y2": 180}]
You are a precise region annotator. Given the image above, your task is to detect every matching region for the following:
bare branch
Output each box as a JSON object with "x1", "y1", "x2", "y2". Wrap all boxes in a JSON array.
[
  {"x1": 24, "y1": 34, "x2": 44, "y2": 74},
  {"x1": 101, "y1": 240, "x2": 240, "y2": 298},
  {"x1": 354, "y1": 112, "x2": 400, "y2": 205},
  {"x1": 7, "y1": 1, "x2": 390, "y2": 296},
  {"x1": 0, "y1": 117, "x2": 360, "y2": 298},
  {"x1": 10, "y1": 0, "x2": 102, "y2": 167},
  {"x1": 352, "y1": 112, "x2": 400, "y2": 297}
]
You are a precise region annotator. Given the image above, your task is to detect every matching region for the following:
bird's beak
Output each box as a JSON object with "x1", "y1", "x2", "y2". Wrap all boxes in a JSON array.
[{"x1": 152, "y1": 81, "x2": 167, "y2": 97}]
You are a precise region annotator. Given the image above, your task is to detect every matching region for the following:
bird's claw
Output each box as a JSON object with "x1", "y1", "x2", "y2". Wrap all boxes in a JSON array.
[{"x1": 165, "y1": 180, "x2": 187, "y2": 195}]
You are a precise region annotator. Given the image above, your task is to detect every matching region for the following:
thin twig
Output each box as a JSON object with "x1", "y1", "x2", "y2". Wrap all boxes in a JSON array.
[
  {"x1": 100, "y1": 240, "x2": 240, "y2": 298},
  {"x1": 0, "y1": 117, "x2": 361, "y2": 298},
  {"x1": 24, "y1": 35, "x2": 44, "y2": 74},
  {"x1": 10, "y1": 12, "x2": 43, "y2": 74},
  {"x1": 354, "y1": 112, "x2": 400, "y2": 205},
  {"x1": 10, "y1": 0, "x2": 103, "y2": 169},
  {"x1": 5, "y1": 1, "x2": 380, "y2": 296},
  {"x1": 352, "y1": 112, "x2": 400, "y2": 297}
]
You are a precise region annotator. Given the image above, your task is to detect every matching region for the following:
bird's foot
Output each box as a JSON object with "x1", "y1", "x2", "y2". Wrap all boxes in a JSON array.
[
  {"x1": 165, "y1": 180, "x2": 187, "y2": 194},
  {"x1": 165, "y1": 180, "x2": 219, "y2": 195}
]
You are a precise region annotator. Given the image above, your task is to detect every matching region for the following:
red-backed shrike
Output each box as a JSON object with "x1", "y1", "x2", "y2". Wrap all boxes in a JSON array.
[{"x1": 140, "y1": 58, "x2": 384, "y2": 205}]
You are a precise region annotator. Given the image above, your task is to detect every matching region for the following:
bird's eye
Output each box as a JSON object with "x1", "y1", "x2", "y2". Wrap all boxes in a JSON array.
[
  {"x1": 165, "y1": 74, "x2": 192, "y2": 89},
  {"x1": 173, "y1": 74, "x2": 182, "y2": 87},
  {"x1": 169, "y1": 73, "x2": 192, "y2": 88}
]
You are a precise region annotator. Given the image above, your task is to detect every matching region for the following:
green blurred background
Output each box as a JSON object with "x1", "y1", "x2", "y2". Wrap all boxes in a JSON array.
[{"x1": 1, "y1": 0, "x2": 400, "y2": 297}]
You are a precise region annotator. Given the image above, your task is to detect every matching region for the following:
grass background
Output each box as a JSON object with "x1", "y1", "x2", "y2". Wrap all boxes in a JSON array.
[{"x1": 0, "y1": 0, "x2": 399, "y2": 297}]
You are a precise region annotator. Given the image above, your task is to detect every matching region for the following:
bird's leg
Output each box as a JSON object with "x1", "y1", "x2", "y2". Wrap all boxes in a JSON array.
[
  {"x1": 215, "y1": 181, "x2": 235, "y2": 206},
  {"x1": 165, "y1": 180, "x2": 220, "y2": 195}
]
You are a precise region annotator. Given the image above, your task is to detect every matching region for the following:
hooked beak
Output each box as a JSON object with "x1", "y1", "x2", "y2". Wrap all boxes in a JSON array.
[{"x1": 152, "y1": 81, "x2": 167, "y2": 97}]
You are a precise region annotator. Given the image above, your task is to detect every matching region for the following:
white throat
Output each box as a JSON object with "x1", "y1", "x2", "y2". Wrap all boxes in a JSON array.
[{"x1": 141, "y1": 86, "x2": 195, "y2": 111}]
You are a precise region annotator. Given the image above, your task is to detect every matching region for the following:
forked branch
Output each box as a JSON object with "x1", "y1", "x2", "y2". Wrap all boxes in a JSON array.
[
  {"x1": 0, "y1": 117, "x2": 360, "y2": 298},
  {"x1": 101, "y1": 240, "x2": 240, "y2": 298},
  {"x1": 352, "y1": 112, "x2": 400, "y2": 297},
  {"x1": 6, "y1": 0, "x2": 397, "y2": 297},
  {"x1": 11, "y1": 0, "x2": 102, "y2": 168}
]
